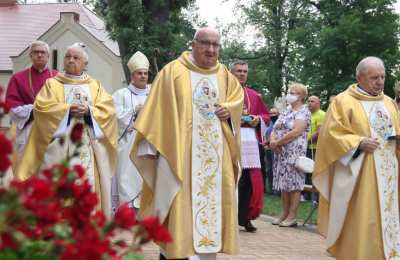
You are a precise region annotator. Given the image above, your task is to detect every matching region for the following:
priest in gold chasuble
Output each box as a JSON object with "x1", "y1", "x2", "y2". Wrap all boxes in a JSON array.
[
  {"x1": 131, "y1": 28, "x2": 243, "y2": 260},
  {"x1": 313, "y1": 57, "x2": 400, "y2": 260},
  {"x1": 16, "y1": 44, "x2": 118, "y2": 217}
]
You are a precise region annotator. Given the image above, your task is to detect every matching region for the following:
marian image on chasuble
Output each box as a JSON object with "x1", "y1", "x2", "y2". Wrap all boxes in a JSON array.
[
  {"x1": 313, "y1": 84, "x2": 400, "y2": 260},
  {"x1": 131, "y1": 51, "x2": 243, "y2": 259},
  {"x1": 15, "y1": 74, "x2": 118, "y2": 217}
]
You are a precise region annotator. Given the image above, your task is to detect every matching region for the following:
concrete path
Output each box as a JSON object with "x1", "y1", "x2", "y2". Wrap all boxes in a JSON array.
[{"x1": 140, "y1": 216, "x2": 333, "y2": 260}]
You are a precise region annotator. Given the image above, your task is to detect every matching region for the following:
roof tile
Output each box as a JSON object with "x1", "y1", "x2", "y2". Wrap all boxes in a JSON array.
[{"x1": 0, "y1": 3, "x2": 119, "y2": 71}]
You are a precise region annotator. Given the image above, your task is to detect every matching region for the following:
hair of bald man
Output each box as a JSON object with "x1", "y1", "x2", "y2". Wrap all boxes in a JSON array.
[
  {"x1": 229, "y1": 60, "x2": 248, "y2": 71},
  {"x1": 355, "y1": 56, "x2": 385, "y2": 77},
  {"x1": 29, "y1": 40, "x2": 50, "y2": 54},
  {"x1": 309, "y1": 95, "x2": 320, "y2": 102},
  {"x1": 193, "y1": 27, "x2": 220, "y2": 41},
  {"x1": 65, "y1": 43, "x2": 89, "y2": 63}
]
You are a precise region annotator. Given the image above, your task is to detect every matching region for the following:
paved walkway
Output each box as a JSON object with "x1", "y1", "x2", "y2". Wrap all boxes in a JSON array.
[{"x1": 140, "y1": 216, "x2": 333, "y2": 260}]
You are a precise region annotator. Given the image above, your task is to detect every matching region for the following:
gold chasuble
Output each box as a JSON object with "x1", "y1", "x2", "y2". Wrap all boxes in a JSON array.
[
  {"x1": 16, "y1": 74, "x2": 118, "y2": 217},
  {"x1": 131, "y1": 51, "x2": 243, "y2": 259},
  {"x1": 313, "y1": 84, "x2": 400, "y2": 260}
]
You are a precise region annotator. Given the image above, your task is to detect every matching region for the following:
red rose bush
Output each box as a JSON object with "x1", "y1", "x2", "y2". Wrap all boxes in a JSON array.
[{"x1": 0, "y1": 122, "x2": 172, "y2": 259}]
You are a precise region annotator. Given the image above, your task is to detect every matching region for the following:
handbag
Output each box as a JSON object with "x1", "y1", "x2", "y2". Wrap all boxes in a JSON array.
[
  {"x1": 295, "y1": 156, "x2": 314, "y2": 173},
  {"x1": 295, "y1": 132, "x2": 315, "y2": 173}
]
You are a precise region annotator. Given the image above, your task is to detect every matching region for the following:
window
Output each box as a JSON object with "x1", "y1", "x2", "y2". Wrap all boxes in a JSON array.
[{"x1": 52, "y1": 49, "x2": 58, "y2": 70}]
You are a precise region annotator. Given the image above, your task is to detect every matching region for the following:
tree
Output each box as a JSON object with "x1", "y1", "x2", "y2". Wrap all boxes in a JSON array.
[
  {"x1": 219, "y1": 26, "x2": 275, "y2": 105},
  {"x1": 94, "y1": 0, "x2": 195, "y2": 81},
  {"x1": 238, "y1": 0, "x2": 400, "y2": 104},
  {"x1": 294, "y1": 0, "x2": 400, "y2": 100},
  {"x1": 239, "y1": 0, "x2": 311, "y2": 99}
]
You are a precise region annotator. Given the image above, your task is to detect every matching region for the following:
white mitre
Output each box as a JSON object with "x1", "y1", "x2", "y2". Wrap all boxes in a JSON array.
[{"x1": 127, "y1": 51, "x2": 150, "y2": 73}]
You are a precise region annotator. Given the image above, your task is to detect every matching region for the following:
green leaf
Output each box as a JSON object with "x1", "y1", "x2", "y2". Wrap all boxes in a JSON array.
[
  {"x1": 0, "y1": 249, "x2": 19, "y2": 260},
  {"x1": 53, "y1": 224, "x2": 71, "y2": 238},
  {"x1": 122, "y1": 252, "x2": 144, "y2": 260}
]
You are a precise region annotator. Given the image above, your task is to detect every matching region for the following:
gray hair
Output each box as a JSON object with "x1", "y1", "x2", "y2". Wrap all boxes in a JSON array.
[
  {"x1": 356, "y1": 56, "x2": 385, "y2": 76},
  {"x1": 193, "y1": 27, "x2": 220, "y2": 41},
  {"x1": 229, "y1": 60, "x2": 248, "y2": 71},
  {"x1": 65, "y1": 42, "x2": 89, "y2": 63},
  {"x1": 29, "y1": 40, "x2": 50, "y2": 54}
]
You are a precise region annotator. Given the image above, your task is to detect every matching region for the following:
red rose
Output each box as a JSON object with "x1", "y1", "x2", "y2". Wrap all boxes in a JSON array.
[
  {"x1": 42, "y1": 168, "x2": 54, "y2": 180},
  {"x1": 10, "y1": 179, "x2": 27, "y2": 191},
  {"x1": 0, "y1": 232, "x2": 18, "y2": 250},
  {"x1": 73, "y1": 164, "x2": 85, "y2": 178},
  {"x1": 93, "y1": 210, "x2": 106, "y2": 226},
  {"x1": 114, "y1": 203, "x2": 136, "y2": 229},
  {"x1": 0, "y1": 100, "x2": 11, "y2": 113},
  {"x1": 0, "y1": 133, "x2": 12, "y2": 155},
  {"x1": 139, "y1": 216, "x2": 172, "y2": 243},
  {"x1": 0, "y1": 133, "x2": 12, "y2": 172},
  {"x1": 80, "y1": 192, "x2": 98, "y2": 209},
  {"x1": 70, "y1": 123, "x2": 84, "y2": 143},
  {"x1": 0, "y1": 155, "x2": 10, "y2": 172},
  {"x1": 28, "y1": 177, "x2": 54, "y2": 200}
]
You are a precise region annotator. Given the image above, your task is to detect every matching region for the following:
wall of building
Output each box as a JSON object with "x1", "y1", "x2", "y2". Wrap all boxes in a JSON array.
[
  {"x1": 11, "y1": 14, "x2": 126, "y2": 95},
  {"x1": 0, "y1": 72, "x2": 11, "y2": 87}
]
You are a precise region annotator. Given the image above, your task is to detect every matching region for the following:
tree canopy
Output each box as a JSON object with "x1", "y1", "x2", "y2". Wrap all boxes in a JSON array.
[
  {"x1": 93, "y1": 0, "x2": 196, "y2": 81},
  {"x1": 62, "y1": 0, "x2": 400, "y2": 103},
  {"x1": 232, "y1": 0, "x2": 400, "y2": 104}
]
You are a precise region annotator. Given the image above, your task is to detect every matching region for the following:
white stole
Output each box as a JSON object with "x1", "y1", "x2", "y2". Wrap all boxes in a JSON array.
[
  {"x1": 316, "y1": 100, "x2": 400, "y2": 258},
  {"x1": 361, "y1": 101, "x2": 400, "y2": 259},
  {"x1": 42, "y1": 83, "x2": 112, "y2": 217},
  {"x1": 64, "y1": 84, "x2": 96, "y2": 188},
  {"x1": 190, "y1": 72, "x2": 223, "y2": 253}
]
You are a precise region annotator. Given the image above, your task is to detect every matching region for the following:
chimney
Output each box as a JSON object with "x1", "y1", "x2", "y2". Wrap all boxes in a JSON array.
[
  {"x1": 0, "y1": 0, "x2": 17, "y2": 6},
  {"x1": 60, "y1": 12, "x2": 80, "y2": 24}
]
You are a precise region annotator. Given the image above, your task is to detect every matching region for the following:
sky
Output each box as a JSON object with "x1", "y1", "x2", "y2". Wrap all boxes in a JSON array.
[
  {"x1": 197, "y1": 0, "x2": 400, "y2": 27},
  {"x1": 195, "y1": 0, "x2": 237, "y2": 27}
]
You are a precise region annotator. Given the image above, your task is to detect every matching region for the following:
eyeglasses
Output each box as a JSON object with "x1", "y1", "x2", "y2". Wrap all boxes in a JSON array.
[
  {"x1": 194, "y1": 39, "x2": 220, "y2": 49},
  {"x1": 31, "y1": 50, "x2": 47, "y2": 55}
]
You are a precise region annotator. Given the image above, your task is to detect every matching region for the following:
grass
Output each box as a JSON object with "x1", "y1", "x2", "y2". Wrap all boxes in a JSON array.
[{"x1": 262, "y1": 193, "x2": 318, "y2": 224}]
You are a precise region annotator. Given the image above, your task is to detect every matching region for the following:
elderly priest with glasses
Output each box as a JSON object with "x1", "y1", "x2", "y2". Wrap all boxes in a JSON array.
[{"x1": 16, "y1": 43, "x2": 118, "y2": 217}]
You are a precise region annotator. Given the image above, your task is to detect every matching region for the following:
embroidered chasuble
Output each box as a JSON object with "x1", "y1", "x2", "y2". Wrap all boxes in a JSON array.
[
  {"x1": 16, "y1": 74, "x2": 118, "y2": 217},
  {"x1": 112, "y1": 85, "x2": 150, "y2": 208},
  {"x1": 313, "y1": 84, "x2": 400, "y2": 260},
  {"x1": 131, "y1": 51, "x2": 243, "y2": 259}
]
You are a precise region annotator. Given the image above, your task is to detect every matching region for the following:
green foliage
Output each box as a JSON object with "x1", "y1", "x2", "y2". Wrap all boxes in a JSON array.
[
  {"x1": 237, "y1": 0, "x2": 312, "y2": 101},
  {"x1": 236, "y1": 0, "x2": 400, "y2": 104},
  {"x1": 294, "y1": 0, "x2": 400, "y2": 101},
  {"x1": 93, "y1": 0, "x2": 195, "y2": 81},
  {"x1": 122, "y1": 252, "x2": 144, "y2": 260}
]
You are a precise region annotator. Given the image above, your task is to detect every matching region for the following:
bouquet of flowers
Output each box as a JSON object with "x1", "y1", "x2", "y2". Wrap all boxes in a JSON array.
[{"x1": 0, "y1": 100, "x2": 171, "y2": 259}]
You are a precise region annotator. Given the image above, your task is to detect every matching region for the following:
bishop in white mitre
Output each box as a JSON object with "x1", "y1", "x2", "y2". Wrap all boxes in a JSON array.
[{"x1": 111, "y1": 51, "x2": 151, "y2": 210}]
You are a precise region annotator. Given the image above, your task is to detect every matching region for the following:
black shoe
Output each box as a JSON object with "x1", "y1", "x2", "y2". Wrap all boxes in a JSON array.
[{"x1": 244, "y1": 221, "x2": 257, "y2": 232}]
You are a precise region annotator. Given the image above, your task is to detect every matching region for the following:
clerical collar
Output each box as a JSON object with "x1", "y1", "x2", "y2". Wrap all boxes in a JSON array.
[
  {"x1": 128, "y1": 84, "x2": 149, "y2": 96},
  {"x1": 31, "y1": 66, "x2": 48, "y2": 73},
  {"x1": 64, "y1": 73, "x2": 87, "y2": 80},
  {"x1": 357, "y1": 85, "x2": 378, "y2": 96}
]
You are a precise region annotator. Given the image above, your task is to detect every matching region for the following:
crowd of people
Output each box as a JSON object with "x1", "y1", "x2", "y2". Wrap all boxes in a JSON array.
[{"x1": 3, "y1": 26, "x2": 400, "y2": 260}]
